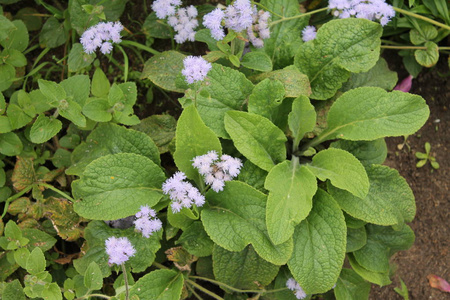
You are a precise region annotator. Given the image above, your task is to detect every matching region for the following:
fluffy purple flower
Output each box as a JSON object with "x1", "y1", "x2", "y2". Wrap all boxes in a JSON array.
[
  {"x1": 162, "y1": 171, "x2": 205, "y2": 213},
  {"x1": 152, "y1": 0, "x2": 181, "y2": 19},
  {"x1": 181, "y1": 56, "x2": 212, "y2": 84},
  {"x1": 168, "y1": 5, "x2": 199, "y2": 44},
  {"x1": 302, "y1": 25, "x2": 317, "y2": 42},
  {"x1": 328, "y1": 0, "x2": 395, "y2": 26},
  {"x1": 105, "y1": 236, "x2": 136, "y2": 265},
  {"x1": 134, "y1": 205, "x2": 162, "y2": 238},
  {"x1": 203, "y1": 8, "x2": 226, "y2": 40},
  {"x1": 80, "y1": 21, "x2": 123, "y2": 54},
  {"x1": 247, "y1": 8, "x2": 271, "y2": 48},
  {"x1": 224, "y1": 0, "x2": 254, "y2": 32},
  {"x1": 286, "y1": 278, "x2": 307, "y2": 299}
]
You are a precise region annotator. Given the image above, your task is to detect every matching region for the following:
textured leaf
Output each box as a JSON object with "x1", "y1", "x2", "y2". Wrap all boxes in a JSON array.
[
  {"x1": 82, "y1": 98, "x2": 111, "y2": 122},
  {"x1": 38, "y1": 79, "x2": 65, "y2": 103},
  {"x1": 331, "y1": 139, "x2": 387, "y2": 167},
  {"x1": 415, "y1": 41, "x2": 439, "y2": 67},
  {"x1": 241, "y1": 51, "x2": 272, "y2": 72},
  {"x1": 39, "y1": 17, "x2": 67, "y2": 48},
  {"x1": 43, "y1": 197, "x2": 84, "y2": 241},
  {"x1": 202, "y1": 181, "x2": 293, "y2": 265},
  {"x1": 323, "y1": 87, "x2": 429, "y2": 141},
  {"x1": 12, "y1": 156, "x2": 35, "y2": 190},
  {"x1": 61, "y1": 75, "x2": 90, "y2": 107},
  {"x1": 248, "y1": 79, "x2": 284, "y2": 121},
  {"x1": 0, "y1": 132, "x2": 23, "y2": 156},
  {"x1": 6, "y1": 103, "x2": 32, "y2": 130},
  {"x1": 295, "y1": 18, "x2": 382, "y2": 99},
  {"x1": 142, "y1": 12, "x2": 172, "y2": 39},
  {"x1": 22, "y1": 228, "x2": 57, "y2": 252},
  {"x1": 176, "y1": 221, "x2": 214, "y2": 257},
  {"x1": 68, "y1": 43, "x2": 96, "y2": 72},
  {"x1": 72, "y1": 153, "x2": 165, "y2": 220},
  {"x1": 288, "y1": 189, "x2": 346, "y2": 294},
  {"x1": 130, "y1": 269, "x2": 184, "y2": 300},
  {"x1": 132, "y1": 115, "x2": 176, "y2": 154},
  {"x1": 346, "y1": 227, "x2": 367, "y2": 253},
  {"x1": 237, "y1": 160, "x2": 268, "y2": 192},
  {"x1": 173, "y1": 105, "x2": 221, "y2": 183},
  {"x1": 67, "y1": 123, "x2": 160, "y2": 176},
  {"x1": 0, "y1": 64, "x2": 15, "y2": 92},
  {"x1": 2, "y1": 279, "x2": 26, "y2": 300},
  {"x1": 213, "y1": 245, "x2": 279, "y2": 290},
  {"x1": 2, "y1": 49, "x2": 27, "y2": 67},
  {"x1": 307, "y1": 148, "x2": 369, "y2": 198},
  {"x1": 30, "y1": 115, "x2": 62, "y2": 144},
  {"x1": 265, "y1": 159, "x2": 317, "y2": 245},
  {"x1": 1, "y1": 20, "x2": 29, "y2": 51},
  {"x1": 26, "y1": 247, "x2": 46, "y2": 275},
  {"x1": 335, "y1": 268, "x2": 371, "y2": 300},
  {"x1": 348, "y1": 253, "x2": 391, "y2": 286},
  {"x1": 328, "y1": 165, "x2": 416, "y2": 226},
  {"x1": 260, "y1": 0, "x2": 310, "y2": 69},
  {"x1": 84, "y1": 261, "x2": 103, "y2": 290},
  {"x1": 141, "y1": 50, "x2": 185, "y2": 93},
  {"x1": 288, "y1": 95, "x2": 316, "y2": 149},
  {"x1": 91, "y1": 68, "x2": 110, "y2": 98},
  {"x1": 353, "y1": 224, "x2": 414, "y2": 273},
  {"x1": 225, "y1": 111, "x2": 287, "y2": 171}
]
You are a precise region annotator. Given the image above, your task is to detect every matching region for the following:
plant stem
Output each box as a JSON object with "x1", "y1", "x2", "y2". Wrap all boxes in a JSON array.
[
  {"x1": 38, "y1": 183, "x2": 75, "y2": 202},
  {"x1": 381, "y1": 45, "x2": 450, "y2": 50},
  {"x1": 116, "y1": 45, "x2": 129, "y2": 82},
  {"x1": 186, "y1": 279, "x2": 224, "y2": 300},
  {"x1": 74, "y1": 294, "x2": 112, "y2": 300},
  {"x1": 120, "y1": 40, "x2": 160, "y2": 55},
  {"x1": 121, "y1": 264, "x2": 130, "y2": 300},
  {"x1": 393, "y1": 7, "x2": 450, "y2": 31},
  {"x1": 270, "y1": 7, "x2": 328, "y2": 26},
  {"x1": 252, "y1": 1, "x2": 283, "y2": 18},
  {"x1": 186, "y1": 283, "x2": 204, "y2": 300},
  {"x1": 1, "y1": 185, "x2": 33, "y2": 219},
  {"x1": 152, "y1": 261, "x2": 169, "y2": 269}
]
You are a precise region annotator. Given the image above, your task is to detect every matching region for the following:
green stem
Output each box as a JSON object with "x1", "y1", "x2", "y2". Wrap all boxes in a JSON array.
[
  {"x1": 186, "y1": 279, "x2": 224, "y2": 300},
  {"x1": 186, "y1": 283, "x2": 204, "y2": 300},
  {"x1": 188, "y1": 276, "x2": 289, "y2": 294},
  {"x1": 120, "y1": 40, "x2": 160, "y2": 55},
  {"x1": 1, "y1": 185, "x2": 33, "y2": 219},
  {"x1": 299, "y1": 129, "x2": 334, "y2": 154},
  {"x1": 22, "y1": 44, "x2": 40, "y2": 55},
  {"x1": 74, "y1": 294, "x2": 112, "y2": 300},
  {"x1": 393, "y1": 7, "x2": 450, "y2": 31},
  {"x1": 270, "y1": 7, "x2": 328, "y2": 26},
  {"x1": 252, "y1": 1, "x2": 283, "y2": 18},
  {"x1": 381, "y1": 45, "x2": 450, "y2": 50},
  {"x1": 38, "y1": 183, "x2": 75, "y2": 202},
  {"x1": 116, "y1": 45, "x2": 129, "y2": 82},
  {"x1": 121, "y1": 264, "x2": 129, "y2": 300},
  {"x1": 23, "y1": 47, "x2": 51, "y2": 90},
  {"x1": 152, "y1": 261, "x2": 169, "y2": 269}
]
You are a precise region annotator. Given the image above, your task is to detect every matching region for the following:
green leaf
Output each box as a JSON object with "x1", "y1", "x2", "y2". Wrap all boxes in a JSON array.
[
  {"x1": 0, "y1": 20, "x2": 29, "y2": 51},
  {"x1": 0, "y1": 15, "x2": 16, "y2": 42},
  {"x1": 346, "y1": 227, "x2": 367, "y2": 252},
  {"x1": 180, "y1": 64, "x2": 254, "y2": 138},
  {"x1": 141, "y1": 50, "x2": 185, "y2": 93},
  {"x1": 142, "y1": 12, "x2": 172, "y2": 39},
  {"x1": 22, "y1": 228, "x2": 56, "y2": 252},
  {"x1": 225, "y1": 111, "x2": 287, "y2": 172},
  {"x1": 0, "y1": 132, "x2": 23, "y2": 156},
  {"x1": 72, "y1": 153, "x2": 165, "y2": 220},
  {"x1": 29, "y1": 90, "x2": 53, "y2": 114},
  {"x1": 16, "y1": 7, "x2": 43, "y2": 32},
  {"x1": 84, "y1": 261, "x2": 103, "y2": 290},
  {"x1": 241, "y1": 51, "x2": 273, "y2": 72},
  {"x1": 328, "y1": 165, "x2": 416, "y2": 226},
  {"x1": 414, "y1": 41, "x2": 439, "y2": 67},
  {"x1": 176, "y1": 221, "x2": 214, "y2": 257},
  {"x1": 132, "y1": 115, "x2": 176, "y2": 154},
  {"x1": 2, "y1": 279, "x2": 26, "y2": 300},
  {"x1": 39, "y1": 17, "x2": 67, "y2": 48},
  {"x1": 2, "y1": 49, "x2": 27, "y2": 67},
  {"x1": 30, "y1": 115, "x2": 62, "y2": 144},
  {"x1": 91, "y1": 68, "x2": 110, "y2": 98},
  {"x1": 38, "y1": 79, "x2": 66, "y2": 103},
  {"x1": 348, "y1": 253, "x2": 391, "y2": 286},
  {"x1": 265, "y1": 160, "x2": 317, "y2": 245},
  {"x1": 341, "y1": 58, "x2": 398, "y2": 92},
  {"x1": 249, "y1": 66, "x2": 311, "y2": 98},
  {"x1": 58, "y1": 99, "x2": 86, "y2": 127},
  {"x1": 41, "y1": 282, "x2": 62, "y2": 300},
  {"x1": 237, "y1": 160, "x2": 268, "y2": 192},
  {"x1": 68, "y1": 43, "x2": 95, "y2": 72},
  {"x1": 288, "y1": 95, "x2": 316, "y2": 149},
  {"x1": 323, "y1": 87, "x2": 429, "y2": 141},
  {"x1": 248, "y1": 79, "x2": 284, "y2": 121},
  {"x1": 67, "y1": 123, "x2": 161, "y2": 176},
  {"x1": 61, "y1": 75, "x2": 90, "y2": 107},
  {"x1": 130, "y1": 269, "x2": 184, "y2": 300},
  {"x1": 0, "y1": 64, "x2": 16, "y2": 92},
  {"x1": 6, "y1": 104, "x2": 32, "y2": 130},
  {"x1": 4, "y1": 220, "x2": 22, "y2": 240},
  {"x1": 331, "y1": 139, "x2": 387, "y2": 167},
  {"x1": 26, "y1": 247, "x2": 46, "y2": 275},
  {"x1": 213, "y1": 245, "x2": 279, "y2": 290},
  {"x1": 409, "y1": 24, "x2": 438, "y2": 45},
  {"x1": 288, "y1": 189, "x2": 346, "y2": 294},
  {"x1": 82, "y1": 98, "x2": 112, "y2": 122},
  {"x1": 14, "y1": 247, "x2": 30, "y2": 269},
  {"x1": 202, "y1": 181, "x2": 293, "y2": 265},
  {"x1": 307, "y1": 148, "x2": 369, "y2": 198},
  {"x1": 173, "y1": 105, "x2": 221, "y2": 183},
  {"x1": 260, "y1": 0, "x2": 310, "y2": 69},
  {"x1": 295, "y1": 18, "x2": 382, "y2": 100},
  {"x1": 334, "y1": 268, "x2": 371, "y2": 300},
  {"x1": 353, "y1": 224, "x2": 414, "y2": 273}
]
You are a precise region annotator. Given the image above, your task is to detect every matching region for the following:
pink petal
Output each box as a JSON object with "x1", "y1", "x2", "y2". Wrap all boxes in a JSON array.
[
  {"x1": 394, "y1": 75, "x2": 413, "y2": 93},
  {"x1": 427, "y1": 274, "x2": 450, "y2": 292}
]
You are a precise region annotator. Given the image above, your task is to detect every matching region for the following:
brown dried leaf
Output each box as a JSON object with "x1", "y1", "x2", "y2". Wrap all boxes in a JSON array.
[
  {"x1": 12, "y1": 156, "x2": 35, "y2": 191},
  {"x1": 44, "y1": 197, "x2": 84, "y2": 241},
  {"x1": 165, "y1": 246, "x2": 197, "y2": 272},
  {"x1": 428, "y1": 274, "x2": 450, "y2": 293}
]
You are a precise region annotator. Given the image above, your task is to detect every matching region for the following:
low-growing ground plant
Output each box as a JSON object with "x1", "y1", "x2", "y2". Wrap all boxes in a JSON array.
[{"x1": 0, "y1": 0, "x2": 446, "y2": 299}]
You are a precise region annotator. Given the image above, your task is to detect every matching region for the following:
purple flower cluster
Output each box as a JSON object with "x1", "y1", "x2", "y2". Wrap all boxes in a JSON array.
[
  {"x1": 105, "y1": 236, "x2": 136, "y2": 265},
  {"x1": 80, "y1": 21, "x2": 123, "y2": 54},
  {"x1": 134, "y1": 205, "x2": 162, "y2": 238},
  {"x1": 162, "y1": 171, "x2": 205, "y2": 213},
  {"x1": 181, "y1": 56, "x2": 212, "y2": 84},
  {"x1": 302, "y1": 25, "x2": 317, "y2": 42},
  {"x1": 168, "y1": 5, "x2": 199, "y2": 43},
  {"x1": 203, "y1": 0, "x2": 271, "y2": 47},
  {"x1": 286, "y1": 278, "x2": 307, "y2": 299},
  {"x1": 328, "y1": 0, "x2": 395, "y2": 26},
  {"x1": 151, "y1": 0, "x2": 182, "y2": 19},
  {"x1": 192, "y1": 151, "x2": 243, "y2": 192}
]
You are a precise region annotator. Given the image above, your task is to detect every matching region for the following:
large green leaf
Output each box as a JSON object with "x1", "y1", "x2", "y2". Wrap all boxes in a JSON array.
[
  {"x1": 347, "y1": 253, "x2": 391, "y2": 286},
  {"x1": 334, "y1": 268, "x2": 371, "y2": 300},
  {"x1": 331, "y1": 139, "x2": 387, "y2": 167},
  {"x1": 248, "y1": 79, "x2": 284, "y2": 122},
  {"x1": 265, "y1": 159, "x2": 317, "y2": 245},
  {"x1": 328, "y1": 165, "x2": 416, "y2": 226},
  {"x1": 61, "y1": 75, "x2": 90, "y2": 107},
  {"x1": 132, "y1": 115, "x2": 176, "y2": 154},
  {"x1": 72, "y1": 153, "x2": 165, "y2": 220},
  {"x1": 39, "y1": 17, "x2": 67, "y2": 48},
  {"x1": 288, "y1": 95, "x2": 316, "y2": 150},
  {"x1": 68, "y1": 43, "x2": 96, "y2": 72},
  {"x1": 130, "y1": 269, "x2": 183, "y2": 300},
  {"x1": 288, "y1": 189, "x2": 346, "y2": 294},
  {"x1": 353, "y1": 224, "x2": 414, "y2": 273},
  {"x1": 173, "y1": 105, "x2": 221, "y2": 184},
  {"x1": 307, "y1": 148, "x2": 369, "y2": 199},
  {"x1": 322, "y1": 87, "x2": 429, "y2": 141},
  {"x1": 0, "y1": 20, "x2": 29, "y2": 52},
  {"x1": 213, "y1": 245, "x2": 279, "y2": 290},
  {"x1": 260, "y1": 0, "x2": 310, "y2": 69},
  {"x1": 176, "y1": 221, "x2": 214, "y2": 257},
  {"x1": 2, "y1": 279, "x2": 26, "y2": 300},
  {"x1": 66, "y1": 123, "x2": 160, "y2": 176},
  {"x1": 202, "y1": 181, "x2": 293, "y2": 265},
  {"x1": 346, "y1": 227, "x2": 367, "y2": 253},
  {"x1": 295, "y1": 18, "x2": 382, "y2": 99},
  {"x1": 225, "y1": 111, "x2": 287, "y2": 172}
]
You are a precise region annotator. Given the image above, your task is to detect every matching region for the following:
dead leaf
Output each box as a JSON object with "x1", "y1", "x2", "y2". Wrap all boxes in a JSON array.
[
  {"x1": 427, "y1": 274, "x2": 450, "y2": 293},
  {"x1": 12, "y1": 157, "x2": 36, "y2": 191}
]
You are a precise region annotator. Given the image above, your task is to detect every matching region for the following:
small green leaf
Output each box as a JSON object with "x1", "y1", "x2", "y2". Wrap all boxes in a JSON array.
[
  {"x1": 2, "y1": 49, "x2": 27, "y2": 67},
  {"x1": 335, "y1": 268, "x2": 371, "y2": 300},
  {"x1": 248, "y1": 79, "x2": 285, "y2": 122},
  {"x1": 84, "y1": 261, "x2": 103, "y2": 290},
  {"x1": 225, "y1": 111, "x2": 287, "y2": 172},
  {"x1": 130, "y1": 269, "x2": 184, "y2": 300},
  {"x1": 38, "y1": 79, "x2": 66, "y2": 103},
  {"x1": 30, "y1": 114, "x2": 62, "y2": 144},
  {"x1": 68, "y1": 43, "x2": 95, "y2": 72},
  {"x1": 58, "y1": 99, "x2": 86, "y2": 127},
  {"x1": 0, "y1": 20, "x2": 29, "y2": 51},
  {"x1": 416, "y1": 159, "x2": 427, "y2": 168},
  {"x1": 22, "y1": 228, "x2": 56, "y2": 252},
  {"x1": 91, "y1": 68, "x2": 110, "y2": 98},
  {"x1": 39, "y1": 17, "x2": 67, "y2": 48},
  {"x1": 14, "y1": 247, "x2": 30, "y2": 269},
  {"x1": 415, "y1": 152, "x2": 428, "y2": 159},
  {"x1": 2, "y1": 279, "x2": 26, "y2": 300},
  {"x1": 0, "y1": 132, "x2": 23, "y2": 156},
  {"x1": 41, "y1": 282, "x2": 62, "y2": 300},
  {"x1": 346, "y1": 227, "x2": 367, "y2": 253},
  {"x1": 347, "y1": 254, "x2": 391, "y2": 287},
  {"x1": 82, "y1": 98, "x2": 112, "y2": 122},
  {"x1": 72, "y1": 153, "x2": 165, "y2": 220},
  {"x1": 0, "y1": 64, "x2": 16, "y2": 92},
  {"x1": 0, "y1": 15, "x2": 16, "y2": 42},
  {"x1": 409, "y1": 24, "x2": 438, "y2": 45},
  {"x1": 26, "y1": 247, "x2": 46, "y2": 275},
  {"x1": 61, "y1": 75, "x2": 90, "y2": 107},
  {"x1": 288, "y1": 95, "x2": 316, "y2": 149},
  {"x1": 241, "y1": 51, "x2": 273, "y2": 72},
  {"x1": 415, "y1": 41, "x2": 439, "y2": 67},
  {"x1": 288, "y1": 189, "x2": 346, "y2": 294}
]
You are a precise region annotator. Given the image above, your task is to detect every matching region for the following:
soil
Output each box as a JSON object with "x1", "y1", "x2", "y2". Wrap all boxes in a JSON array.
[{"x1": 369, "y1": 54, "x2": 450, "y2": 299}]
